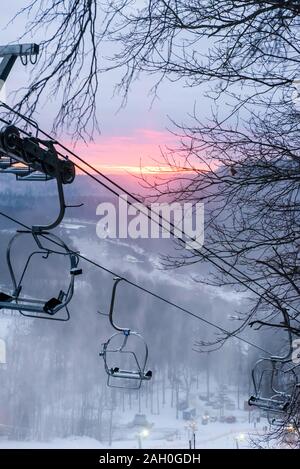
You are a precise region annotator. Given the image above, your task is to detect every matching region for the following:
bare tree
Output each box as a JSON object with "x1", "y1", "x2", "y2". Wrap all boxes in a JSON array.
[
  {"x1": 7, "y1": 1, "x2": 300, "y2": 137},
  {"x1": 11, "y1": 0, "x2": 101, "y2": 139},
  {"x1": 5, "y1": 0, "x2": 300, "y2": 444}
]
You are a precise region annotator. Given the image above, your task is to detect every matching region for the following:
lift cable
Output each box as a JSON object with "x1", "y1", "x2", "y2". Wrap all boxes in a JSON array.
[
  {"x1": 41, "y1": 138, "x2": 300, "y2": 321},
  {"x1": 0, "y1": 102, "x2": 294, "y2": 321},
  {"x1": 0, "y1": 208, "x2": 271, "y2": 355}
]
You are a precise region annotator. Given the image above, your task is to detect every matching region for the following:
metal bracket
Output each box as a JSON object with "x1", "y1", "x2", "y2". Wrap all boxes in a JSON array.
[
  {"x1": 0, "y1": 125, "x2": 76, "y2": 232},
  {"x1": 0, "y1": 44, "x2": 39, "y2": 91}
]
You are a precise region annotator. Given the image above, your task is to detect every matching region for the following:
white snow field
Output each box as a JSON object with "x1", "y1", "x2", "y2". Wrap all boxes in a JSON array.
[{"x1": 0, "y1": 402, "x2": 265, "y2": 449}]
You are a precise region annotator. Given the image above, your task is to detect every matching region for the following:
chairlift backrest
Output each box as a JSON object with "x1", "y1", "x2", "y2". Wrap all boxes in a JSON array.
[
  {"x1": 99, "y1": 277, "x2": 152, "y2": 389},
  {"x1": 0, "y1": 231, "x2": 82, "y2": 321}
]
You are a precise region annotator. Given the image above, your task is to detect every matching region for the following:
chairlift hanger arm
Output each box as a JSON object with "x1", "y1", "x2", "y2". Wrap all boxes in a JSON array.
[
  {"x1": 109, "y1": 277, "x2": 131, "y2": 333},
  {"x1": 0, "y1": 44, "x2": 39, "y2": 91}
]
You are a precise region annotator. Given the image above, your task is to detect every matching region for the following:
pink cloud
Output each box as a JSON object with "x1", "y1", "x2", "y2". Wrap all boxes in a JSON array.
[{"x1": 72, "y1": 128, "x2": 176, "y2": 173}]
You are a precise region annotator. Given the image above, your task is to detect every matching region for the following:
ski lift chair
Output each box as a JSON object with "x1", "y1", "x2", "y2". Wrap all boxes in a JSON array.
[
  {"x1": 267, "y1": 382, "x2": 300, "y2": 427},
  {"x1": 99, "y1": 277, "x2": 152, "y2": 389},
  {"x1": 0, "y1": 230, "x2": 82, "y2": 320},
  {"x1": 248, "y1": 358, "x2": 298, "y2": 415}
]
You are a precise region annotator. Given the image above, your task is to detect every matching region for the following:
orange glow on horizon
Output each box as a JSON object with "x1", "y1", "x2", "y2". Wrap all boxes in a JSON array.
[
  {"x1": 68, "y1": 128, "x2": 206, "y2": 175},
  {"x1": 87, "y1": 164, "x2": 197, "y2": 175}
]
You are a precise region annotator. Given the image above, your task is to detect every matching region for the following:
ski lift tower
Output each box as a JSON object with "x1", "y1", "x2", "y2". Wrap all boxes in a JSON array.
[{"x1": 0, "y1": 43, "x2": 39, "y2": 92}]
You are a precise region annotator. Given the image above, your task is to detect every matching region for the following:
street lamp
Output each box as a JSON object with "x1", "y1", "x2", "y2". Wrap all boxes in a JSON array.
[
  {"x1": 185, "y1": 420, "x2": 198, "y2": 449},
  {"x1": 137, "y1": 428, "x2": 150, "y2": 449},
  {"x1": 234, "y1": 432, "x2": 245, "y2": 449},
  {"x1": 140, "y1": 428, "x2": 150, "y2": 438}
]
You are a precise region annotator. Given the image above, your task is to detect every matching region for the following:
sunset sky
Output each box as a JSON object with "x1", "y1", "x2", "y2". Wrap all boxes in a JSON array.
[
  {"x1": 73, "y1": 129, "x2": 178, "y2": 174},
  {"x1": 0, "y1": 1, "x2": 210, "y2": 175}
]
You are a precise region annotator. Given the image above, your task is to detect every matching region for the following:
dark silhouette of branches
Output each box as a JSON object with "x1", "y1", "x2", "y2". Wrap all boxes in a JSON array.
[
  {"x1": 7, "y1": 0, "x2": 300, "y2": 444},
  {"x1": 11, "y1": 0, "x2": 102, "y2": 139},
  {"x1": 9, "y1": 1, "x2": 300, "y2": 137}
]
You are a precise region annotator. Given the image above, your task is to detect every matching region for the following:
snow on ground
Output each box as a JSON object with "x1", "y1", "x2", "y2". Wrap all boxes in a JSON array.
[
  {"x1": 0, "y1": 436, "x2": 105, "y2": 449},
  {"x1": 0, "y1": 403, "x2": 265, "y2": 449},
  {"x1": 0, "y1": 424, "x2": 261, "y2": 449},
  {"x1": 0, "y1": 219, "x2": 265, "y2": 449},
  {"x1": 110, "y1": 402, "x2": 263, "y2": 449}
]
